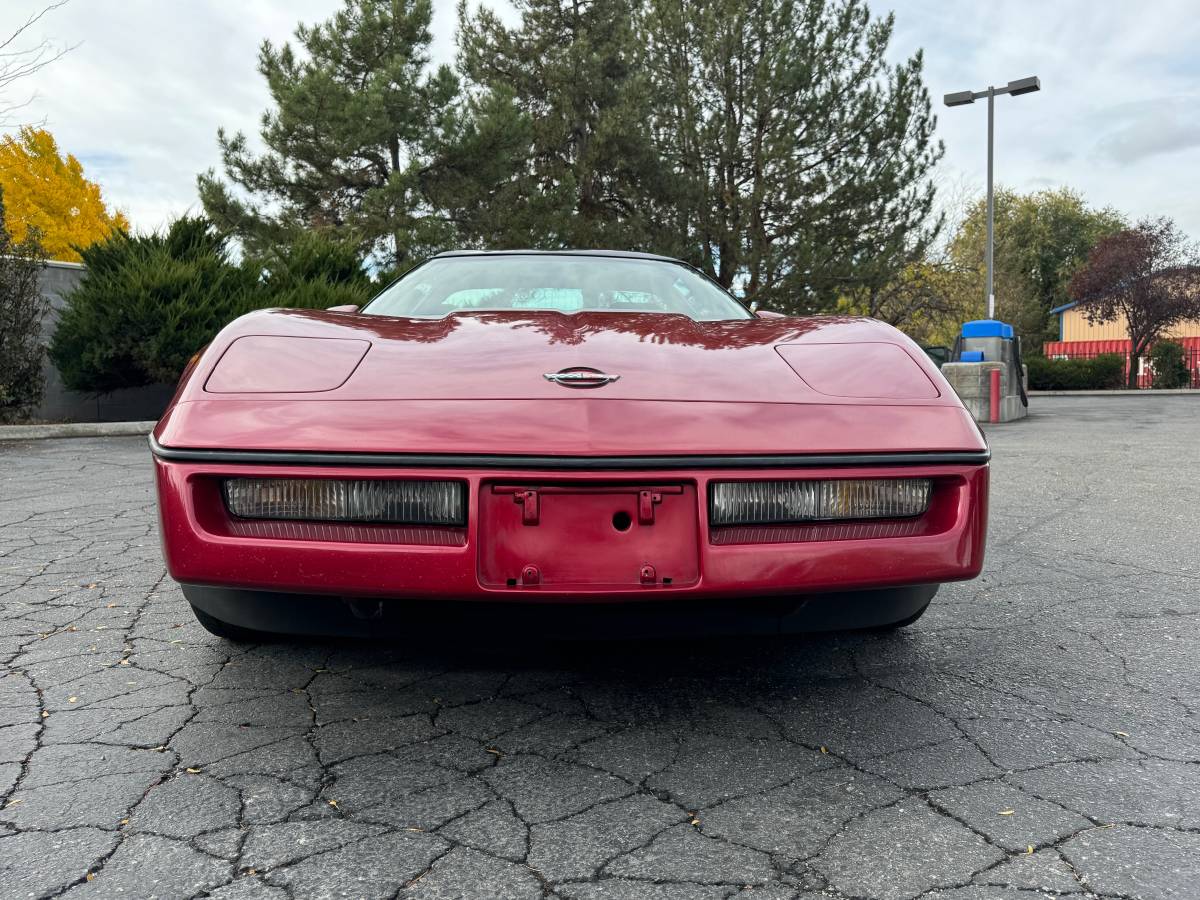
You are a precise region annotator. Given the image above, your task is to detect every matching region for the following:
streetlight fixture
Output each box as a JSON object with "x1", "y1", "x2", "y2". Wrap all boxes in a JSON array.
[{"x1": 944, "y1": 75, "x2": 1041, "y2": 320}]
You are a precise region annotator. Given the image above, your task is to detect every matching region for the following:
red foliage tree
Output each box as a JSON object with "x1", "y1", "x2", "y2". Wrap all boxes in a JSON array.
[{"x1": 1069, "y1": 218, "x2": 1200, "y2": 388}]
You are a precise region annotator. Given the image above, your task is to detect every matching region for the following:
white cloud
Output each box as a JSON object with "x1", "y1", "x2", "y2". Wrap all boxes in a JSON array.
[
  {"x1": 2, "y1": 0, "x2": 1197, "y2": 238},
  {"x1": 887, "y1": 0, "x2": 1200, "y2": 234}
]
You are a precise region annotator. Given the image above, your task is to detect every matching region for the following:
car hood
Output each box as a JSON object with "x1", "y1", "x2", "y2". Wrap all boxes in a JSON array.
[
  {"x1": 156, "y1": 308, "x2": 986, "y2": 455},
  {"x1": 189, "y1": 308, "x2": 952, "y2": 404}
]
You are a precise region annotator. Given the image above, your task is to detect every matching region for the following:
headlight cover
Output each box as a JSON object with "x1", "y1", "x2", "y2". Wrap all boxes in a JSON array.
[
  {"x1": 709, "y1": 478, "x2": 931, "y2": 526},
  {"x1": 223, "y1": 478, "x2": 465, "y2": 526}
]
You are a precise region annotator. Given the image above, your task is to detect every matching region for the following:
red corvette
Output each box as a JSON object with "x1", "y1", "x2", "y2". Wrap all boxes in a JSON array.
[{"x1": 151, "y1": 250, "x2": 988, "y2": 640}]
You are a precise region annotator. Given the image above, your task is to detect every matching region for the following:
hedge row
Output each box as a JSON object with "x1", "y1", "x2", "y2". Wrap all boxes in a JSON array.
[{"x1": 1025, "y1": 353, "x2": 1125, "y2": 390}]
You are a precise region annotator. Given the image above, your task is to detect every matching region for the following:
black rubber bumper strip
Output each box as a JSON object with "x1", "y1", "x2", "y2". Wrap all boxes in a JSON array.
[{"x1": 149, "y1": 435, "x2": 989, "y2": 470}]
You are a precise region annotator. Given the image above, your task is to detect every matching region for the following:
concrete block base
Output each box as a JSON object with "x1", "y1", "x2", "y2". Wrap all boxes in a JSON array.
[{"x1": 942, "y1": 361, "x2": 1028, "y2": 423}]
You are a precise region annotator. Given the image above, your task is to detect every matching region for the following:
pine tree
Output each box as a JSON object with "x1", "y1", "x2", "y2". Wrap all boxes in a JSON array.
[
  {"x1": 198, "y1": 0, "x2": 458, "y2": 268},
  {"x1": 642, "y1": 0, "x2": 942, "y2": 309},
  {"x1": 453, "y1": 0, "x2": 673, "y2": 252}
]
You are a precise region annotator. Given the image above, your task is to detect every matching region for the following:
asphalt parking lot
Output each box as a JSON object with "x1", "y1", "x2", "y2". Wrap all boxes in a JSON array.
[{"x1": 2, "y1": 395, "x2": 1198, "y2": 900}]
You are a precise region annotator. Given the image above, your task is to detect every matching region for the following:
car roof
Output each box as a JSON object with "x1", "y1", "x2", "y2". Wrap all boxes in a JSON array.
[{"x1": 432, "y1": 249, "x2": 688, "y2": 264}]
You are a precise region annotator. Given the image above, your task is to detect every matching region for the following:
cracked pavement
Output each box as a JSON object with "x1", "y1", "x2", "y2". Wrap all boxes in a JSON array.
[{"x1": 1, "y1": 394, "x2": 1198, "y2": 899}]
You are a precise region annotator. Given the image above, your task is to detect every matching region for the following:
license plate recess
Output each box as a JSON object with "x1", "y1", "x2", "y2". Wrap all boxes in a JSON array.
[{"x1": 478, "y1": 484, "x2": 699, "y2": 589}]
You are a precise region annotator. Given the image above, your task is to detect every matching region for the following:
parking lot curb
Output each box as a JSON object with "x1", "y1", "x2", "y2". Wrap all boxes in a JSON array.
[
  {"x1": 0, "y1": 421, "x2": 157, "y2": 442},
  {"x1": 1029, "y1": 389, "x2": 1200, "y2": 396}
]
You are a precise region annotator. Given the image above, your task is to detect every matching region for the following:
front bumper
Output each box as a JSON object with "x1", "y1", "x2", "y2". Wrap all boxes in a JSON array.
[{"x1": 153, "y1": 450, "x2": 988, "y2": 604}]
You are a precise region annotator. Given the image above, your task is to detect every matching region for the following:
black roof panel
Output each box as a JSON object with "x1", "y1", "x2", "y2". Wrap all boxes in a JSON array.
[{"x1": 433, "y1": 249, "x2": 686, "y2": 264}]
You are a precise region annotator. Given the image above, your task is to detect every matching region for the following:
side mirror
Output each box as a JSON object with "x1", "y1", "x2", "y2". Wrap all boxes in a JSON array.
[
  {"x1": 326, "y1": 304, "x2": 360, "y2": 314},
  {"x1": 755, "y1": 309, "x2": 786, "y2": 319}
]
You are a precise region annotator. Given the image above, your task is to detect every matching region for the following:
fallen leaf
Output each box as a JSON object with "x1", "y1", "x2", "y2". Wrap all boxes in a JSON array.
[
  {"x1": 105, "y1": 603, "x2": 117, "y2": 609},
  {"x1": 117, "y1": 659, "x2": 131, "y2": 666},
  {"x1": 85, "y1": 873, "x2": 94, "y2": 882},
  {"x1": 485, "y1": 747, "x2": 503, "y2": 756},
  {"x1": 690, "y1": 817, "x2": 701, "y2": 826},
  {"x1": 40, "y1": 710, "x2": 49, "y2": 718},
  {"x1": 67, "y1": 626, "x2": 79, "y2": 632},
  {"x1": 185, "y1": 768, "x2": 201, "y2": 774},
  {"x1": 153, "y1": 746, "x2": 167, "y2": 752},
  {"x1": 119, "y1": 818, "x2": 128, "y2": 826},
  {"x1": 1114, "y1": 731, "x2": 1129, "y2": 737},
  {"x1": 328, "y1": 799, "x2": 339, "y2": 809},
  {"x1": 68, "y1": 696, "x2": 78, "y2": 704},
  {"x1": 4, "y1": 799, "x2": 22, "y2": 808},
  {"x1": 86, "y1": 583, "x2": 97, "y2": 589},
  {"x1": 1026, "y1": 845, "x2": 1034, "y2": 855},
  {"x1": 998, "y1": 809, "x2": 1015, "y2": 816}
]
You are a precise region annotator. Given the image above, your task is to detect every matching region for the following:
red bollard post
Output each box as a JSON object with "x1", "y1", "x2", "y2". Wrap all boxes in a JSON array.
[{"x1": 989, "y1": 368, "x2": 1001, "y2": 423}]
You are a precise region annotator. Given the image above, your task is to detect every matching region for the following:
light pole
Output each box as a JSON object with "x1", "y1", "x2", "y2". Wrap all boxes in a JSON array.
[{"x1": 944, "y1": 75, "x2": 1040, "y2": 321}]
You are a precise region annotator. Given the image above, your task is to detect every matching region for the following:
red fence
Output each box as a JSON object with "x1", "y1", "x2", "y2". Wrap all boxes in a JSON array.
[{"x1": 1042, "y1": 338, "x2": 1200, "y2": 388}]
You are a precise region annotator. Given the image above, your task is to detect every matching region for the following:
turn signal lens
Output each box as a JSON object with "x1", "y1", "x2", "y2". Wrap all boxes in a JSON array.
[
  {"x1": 710, "y1": 478, "x2": 931, "y2": 525},
  {"x1": 223, "y1": 478, "x2": 465, "y2": 526}
]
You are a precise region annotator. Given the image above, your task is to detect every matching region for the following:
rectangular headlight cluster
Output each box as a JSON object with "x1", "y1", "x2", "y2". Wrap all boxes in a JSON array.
[
  {"x1": 710, "y1": 478, "x2": 931, "y2": 526},
  {"x1": 223, "y1": 478, "x2": 465, "y2": 526}
]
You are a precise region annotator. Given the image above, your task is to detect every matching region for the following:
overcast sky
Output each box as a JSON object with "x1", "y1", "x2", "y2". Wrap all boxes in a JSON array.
[{"x1": 3, "y1": 0, "x2": 1198, "y2": 239}]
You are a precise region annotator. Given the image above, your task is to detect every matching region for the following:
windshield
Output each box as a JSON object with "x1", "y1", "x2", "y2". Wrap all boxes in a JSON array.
[{"x1": 363, "y1": 255, "x2": 752, "y2": 321}]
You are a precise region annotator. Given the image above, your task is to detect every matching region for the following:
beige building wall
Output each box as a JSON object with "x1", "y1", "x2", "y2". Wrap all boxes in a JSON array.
[{"x1": 1060, "y1": 307, "x2": 1200, "y2": 343}]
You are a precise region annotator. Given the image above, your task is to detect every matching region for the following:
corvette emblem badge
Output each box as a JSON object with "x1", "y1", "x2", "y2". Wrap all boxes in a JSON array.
[{"x1": 543, "y1": 367, "x2": 621, "y2": 389}]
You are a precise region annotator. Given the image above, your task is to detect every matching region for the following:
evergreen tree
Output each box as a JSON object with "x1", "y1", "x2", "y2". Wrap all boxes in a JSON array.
[
  {"x1": 50, "y1": 218, "x2": 259, "y2": 391},
  {"x1": 642, "y1": 0, "x2": 942, "y2": 309},
  {"x1": 0, "y1": 191, "x2": 47, "y2": 422},
  {"x1": 198, "y1": 0, "x2": 458, "y2": 268},
  {"x1": 453, "y1": 0, "x2": 673, "y2": 251},
  {"x1": 50, "y1": 219, "x2": 375, "y2": 393},
  {"x1": 254, "y1": 230, "x2": 374, "y2": 309}
]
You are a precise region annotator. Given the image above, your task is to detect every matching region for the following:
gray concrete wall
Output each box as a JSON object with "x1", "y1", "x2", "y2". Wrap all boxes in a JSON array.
[
  {"x1": 943, "y1": 359, "x2": 1028, "y2": 423},
  {"x1": 30, "y1": 260, "x2": 174, "y2": 423}
]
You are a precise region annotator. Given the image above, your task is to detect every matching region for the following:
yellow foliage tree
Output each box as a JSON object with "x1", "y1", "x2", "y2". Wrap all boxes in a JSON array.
[{"x1": 0, "y1": 127, "x2": 129, "y2": 262}]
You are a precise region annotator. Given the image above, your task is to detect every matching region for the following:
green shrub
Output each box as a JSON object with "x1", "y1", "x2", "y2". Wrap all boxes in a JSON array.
[
  {"x1": 255, "y1": 230, "x2": 374, "y2": 309},
  {"x1": 1148, "y1": 341, "x2": 1191, "y2": 389},
  {"x1": 1089, "y1": 353, "x2": 1126, "y2": 389},
  {"x1": 50, "y1": 218, "x2": 255, "y2": 391},
  {"x1": 0, "y1": 195, "x2": 47, "y2": 422},
  {"x1": 50, "y1": 220, "x2": 373, "y2": 392},
  {"x1": 1026, "y1": 353, "x2": 1125, "y2": 390}
]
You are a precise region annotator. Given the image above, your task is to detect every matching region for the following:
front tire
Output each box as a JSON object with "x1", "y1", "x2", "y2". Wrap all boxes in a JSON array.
[{"x1": 189, "y1": 603, "x2": 268, "y2": 642}]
